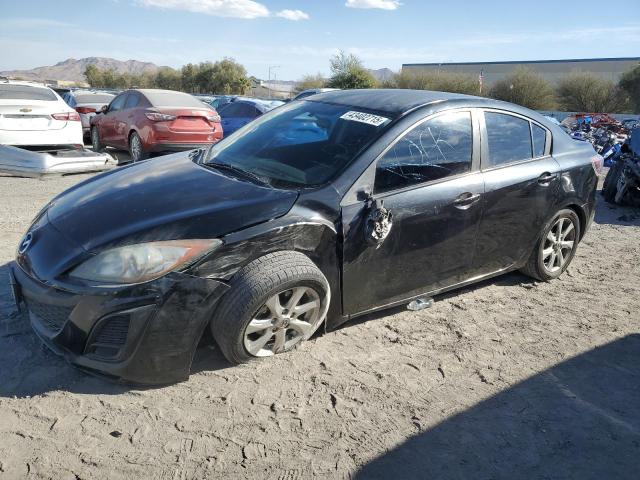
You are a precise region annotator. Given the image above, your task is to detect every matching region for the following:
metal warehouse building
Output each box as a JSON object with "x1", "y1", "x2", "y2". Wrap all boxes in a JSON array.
[{"x1": 402, "y1": 57, "x2": 640, "y2": 84}]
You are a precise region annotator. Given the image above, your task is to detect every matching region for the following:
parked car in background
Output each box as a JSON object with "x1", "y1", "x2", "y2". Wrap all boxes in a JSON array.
[
  {"x1": 193, "y1": 94, "x2": 216, "y2": 105},
  {"x1": 218, "y1": 99, "x2": 284, "y2": 135},
  {"x1": 11, "y1": 89, "x2": 599, "y2": 384},
  {"x1": 292, "y1": 88, "x2": 339, "y2": 101},
  {"x1": 63, "y1": 90, "x2": 115, "y2": 139},
  {"x1": 90, "y1": 89, "x2": 223, "y2": 161},
  {"x1": 208, "y1": 95, "x2": 237, "y2": 111},
  {"x1": 0, "y1": 81, "x2": 82, "y2": 148}
]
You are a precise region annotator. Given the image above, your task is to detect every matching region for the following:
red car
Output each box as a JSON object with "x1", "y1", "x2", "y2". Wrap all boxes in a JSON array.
[{"x1": 90, "y1": 89, "x2": 223, "y2": 161}]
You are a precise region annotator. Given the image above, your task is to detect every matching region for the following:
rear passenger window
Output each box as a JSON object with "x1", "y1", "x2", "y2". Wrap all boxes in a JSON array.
[
  {"x1": 375, "y1": 111, "x2": 473, "y2": 193},
  {"x1": 124, "y1": 93, "x2": 139, "y2": 109},
  {"x1": 532, "y1": 124, "x2": 547, "y2": 157},
  {"x1": 484, "y1": 112, "x2": 532, "y2": 167}
]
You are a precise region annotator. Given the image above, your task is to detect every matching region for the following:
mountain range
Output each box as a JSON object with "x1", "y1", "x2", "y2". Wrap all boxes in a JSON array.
[
  {"x1": 0, "y1": 57, "x2": 166, "y2": 83},
  {"x1": 1, "y1": 57, "x2": 396, "y2": 85}
]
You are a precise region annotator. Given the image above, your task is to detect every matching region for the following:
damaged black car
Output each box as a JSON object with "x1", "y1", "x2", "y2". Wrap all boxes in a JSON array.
[{"x1": 10, "y1": 90, "x2": 600, "y2": 384}]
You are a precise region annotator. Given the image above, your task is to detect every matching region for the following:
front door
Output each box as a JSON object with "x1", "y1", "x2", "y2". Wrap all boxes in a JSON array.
[
  {"x1": 100, "y1": 93, "x2": 127, "y2": 145},
  {"x1": 472, "y1": 110, "x2": 561, "y2": 275},
  {"x1": 341, "y1": 110, "x2": 485, "y2": 315}
]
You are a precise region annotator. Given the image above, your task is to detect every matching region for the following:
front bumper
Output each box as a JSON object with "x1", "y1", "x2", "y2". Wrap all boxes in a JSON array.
[{"x1": 11, "y1": 262, "x2": 229, "y2": 384}]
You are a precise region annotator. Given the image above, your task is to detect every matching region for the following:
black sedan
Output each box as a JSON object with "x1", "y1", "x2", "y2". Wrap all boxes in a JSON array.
[{"x1": 10, "y1": 90, "x2": 601, "y2": 384}]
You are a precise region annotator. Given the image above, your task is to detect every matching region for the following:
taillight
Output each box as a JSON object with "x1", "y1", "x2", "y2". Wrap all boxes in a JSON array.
[
  {"x1": 52, "y1": 112, "x2": 81, "y2": 121},
  {"x1": 75, "y1": 106, "x2": 96, "y2": 114},
  {"x1": 145, "y1": 112, "x2": 177, "y2": 122},
  {"x1": 206, "y1": 114, "x2": 221, "y2": 123},
  {"x1": 591, "y1": 155, "x2": 604, "y2": 175}
]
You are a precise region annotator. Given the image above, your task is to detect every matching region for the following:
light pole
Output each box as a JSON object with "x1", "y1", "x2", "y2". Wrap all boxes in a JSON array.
[{"x1": 267, "y1": 65, "x2": 280, "y2": 99}]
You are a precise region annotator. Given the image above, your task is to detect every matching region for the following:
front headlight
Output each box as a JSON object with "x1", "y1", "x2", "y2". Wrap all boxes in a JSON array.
[{"x1": 69, "y1": 239, "x2": 221, "y2": 284}]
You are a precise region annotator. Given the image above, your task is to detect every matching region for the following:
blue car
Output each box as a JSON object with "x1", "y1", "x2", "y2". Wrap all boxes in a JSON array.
[{"x1": 219, "y1": 99, "x2": 283, "y2": 136}]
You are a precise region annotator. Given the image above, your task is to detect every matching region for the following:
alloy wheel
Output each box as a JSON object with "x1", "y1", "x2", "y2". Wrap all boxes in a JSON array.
[
  {"x1": 243, "y1": 287, "x2": 322, "y2": 357},
  {"x1": 542, "y1": 217, "x2": 576, "y2": 273},
  {"x1": 130, "y1": 134, "x2": 142, "y2": 161}
]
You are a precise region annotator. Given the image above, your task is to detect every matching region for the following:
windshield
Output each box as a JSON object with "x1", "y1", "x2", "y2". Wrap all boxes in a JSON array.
[
  {"x1": 205, "y1": 100, "x2": 393, "y2": 188},
  {"x1": 75, "y1": 93, "x2": 114, "y2": 103},
  {"x1": 0, "y1": 84, "x2": 57, "y2": 101},
  {"x1": 143, "y1": 90, "x2": 210, "y2": 109}
]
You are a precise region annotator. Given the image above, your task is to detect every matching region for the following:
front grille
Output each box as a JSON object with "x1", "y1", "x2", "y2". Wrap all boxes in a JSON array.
[
  {"x1": 93, "y1": 315, "x2": 130, "y2": 347},
  {"x1": 25, "y1": 298, "x2": 73, "y2": 333}
]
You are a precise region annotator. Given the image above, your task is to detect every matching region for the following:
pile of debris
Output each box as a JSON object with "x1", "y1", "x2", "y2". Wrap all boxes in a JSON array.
[{"x1": 602, "y1": 127, "x2": 640, "y2": 206}]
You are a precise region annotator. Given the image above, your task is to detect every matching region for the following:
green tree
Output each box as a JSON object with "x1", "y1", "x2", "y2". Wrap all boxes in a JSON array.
[
  {"x1": 326, "y1": 51, "x2": 377, "y2": 90},
  {"x1": 489, "y1": 68, "x2": 557, "y2": 110},
  {"x1": 389, "y1": 70, "x2": 480, "y2": 95},
  {"x1": 154, "y1": 67, "x2": 182, "y2": 90},
  {"x1": 181, "y1": 63, "x2": 200, "y2": 93},
  {"x1": 619, "y1": 65, "x2": 640, "y2": 113},
  {"x1": 84, "y1": 65, "x2": 103, "y2": 87},
  {"x1": 295, "y1": 73, "x2": 326, "y2": 92},
  {"x1": 557, "y1": 72, "x2": 629, "y2": 112},
  {"x1": 195, "y1": 58, "x2": 250, "y2": 94}
]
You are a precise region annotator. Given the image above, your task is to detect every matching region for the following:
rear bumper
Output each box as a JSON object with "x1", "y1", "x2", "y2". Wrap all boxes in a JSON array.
[
  {"x1": 11, "y1": 262, "x2": 230, "y2": 385},
  {"x1": 149, "y1": 142, "x2": 219, "y2": 153},
  {"x1": 0, "y1": 145, "x2": 117, "y2": 177},
  {"x1": 0, "y1": 123, "x2": 83, "y2": 146}
]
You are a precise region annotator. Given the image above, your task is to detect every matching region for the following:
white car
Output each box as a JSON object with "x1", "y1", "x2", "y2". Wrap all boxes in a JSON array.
[{"x1": 0, "y1": 81, "x2": 83, "y2": 147}]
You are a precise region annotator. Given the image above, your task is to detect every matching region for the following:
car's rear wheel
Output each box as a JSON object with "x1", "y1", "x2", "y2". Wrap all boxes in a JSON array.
[
  {"x1": 91, "y1": 127, "x2": 103, "y2": 152},
  {"x1": 521, "y1": 209, "x2": 581, "y2": 281},
  {"x1": 128, "y1": 131, "x2": 148, "y2": 162},
  {"x1": 211, "y1": 251, "x2": 330, "y2": 364}
]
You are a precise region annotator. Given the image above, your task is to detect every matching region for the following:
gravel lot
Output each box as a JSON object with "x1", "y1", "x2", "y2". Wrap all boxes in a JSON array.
[{"x1": 0, "y1": 170, "x2": 638, "y2": 479}]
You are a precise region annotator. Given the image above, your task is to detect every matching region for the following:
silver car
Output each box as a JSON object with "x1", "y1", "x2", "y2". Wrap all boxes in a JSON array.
[{"x1": 62, "y1": 90, "x2": 115, "y2": 138}]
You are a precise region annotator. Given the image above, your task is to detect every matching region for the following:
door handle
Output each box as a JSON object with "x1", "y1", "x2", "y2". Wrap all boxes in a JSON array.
[
  {"x1": 453, "y1": 192, "x2": 481, "y2": 209},
  {"x1": 538, "y1": 172, "x2": 557, "y2": 185}
]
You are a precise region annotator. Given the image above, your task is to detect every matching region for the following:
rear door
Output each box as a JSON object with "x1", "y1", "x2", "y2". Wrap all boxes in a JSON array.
[
  {"x1": 472, "y1": 110, "x2": 560, "y2": 275},
  {"x1": 341, "y1": 109, "x2": 484, "y2": 315}
]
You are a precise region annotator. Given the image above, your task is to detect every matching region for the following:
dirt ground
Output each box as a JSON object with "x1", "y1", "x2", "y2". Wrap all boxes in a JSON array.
[{"x1": 0, "y1": 171, "x2": 638, "y2": 480}]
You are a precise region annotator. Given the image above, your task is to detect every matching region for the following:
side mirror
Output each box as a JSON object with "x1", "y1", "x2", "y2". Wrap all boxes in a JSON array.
[{"x1": 100, "y1": 105, "x2": 108, "y2": 113}]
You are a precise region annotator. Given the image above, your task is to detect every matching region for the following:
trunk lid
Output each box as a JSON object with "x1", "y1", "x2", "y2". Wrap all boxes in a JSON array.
[{"x1": 0, "y1": 101, "x2": 68, "y2": 131}]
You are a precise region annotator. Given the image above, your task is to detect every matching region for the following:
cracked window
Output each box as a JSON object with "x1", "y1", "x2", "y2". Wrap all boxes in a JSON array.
[{"x1": 374, "y1": 111, "x2": 473, "y2": 194}]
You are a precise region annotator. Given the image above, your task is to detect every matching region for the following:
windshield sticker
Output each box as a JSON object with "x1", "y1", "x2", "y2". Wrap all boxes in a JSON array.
[{"x1": 340, "y1": 111, "x2": 389, "y2": 127}]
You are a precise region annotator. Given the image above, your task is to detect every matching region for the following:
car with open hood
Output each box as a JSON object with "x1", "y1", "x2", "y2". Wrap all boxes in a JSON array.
[{"x1": 10, "y1": 89, "x2": 600, "y2": 384}]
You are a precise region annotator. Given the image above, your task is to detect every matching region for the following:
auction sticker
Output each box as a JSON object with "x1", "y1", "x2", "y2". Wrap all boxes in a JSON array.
[{"x1": 340, "y1": 111, "x2": 389, "y2": 127}]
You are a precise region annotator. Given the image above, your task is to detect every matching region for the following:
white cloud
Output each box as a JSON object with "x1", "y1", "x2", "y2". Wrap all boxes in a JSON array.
[
  {"x1": 276, "y1": 9, "x2": 310, "y2": 21},
  {"x1": 138, "y1": 0, "x2": 270, "y2": 19},
  {"x1": 345, "y1": 0, "x2": 401, "y2": 10}
]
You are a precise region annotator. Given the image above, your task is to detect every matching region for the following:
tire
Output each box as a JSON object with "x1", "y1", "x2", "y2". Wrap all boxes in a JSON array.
[
  {"x1": 128, "y1": 131, "x2": 148, "y2": 162},
  {"x1": 91, "y1": 126, "x2": 103, "y2": 152},
  {"x1": 602, "y1": 161, "x2": 622, "y2": 203},
  {"x1": 211, "y1": 251, "x2": 330, "y2": 365},
  {"x1": 520, "y1": 209, "x2": 581, "y2": 282}
]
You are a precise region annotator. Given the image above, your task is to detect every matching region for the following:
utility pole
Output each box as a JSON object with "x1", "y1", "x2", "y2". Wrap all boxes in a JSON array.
[{"x1": 268, "y1": 65, "x2": 280, "y2": 99}]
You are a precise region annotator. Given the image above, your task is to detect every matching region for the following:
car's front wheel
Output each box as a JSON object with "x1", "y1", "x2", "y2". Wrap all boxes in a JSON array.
[
  {"x1": 521, "y1": 209, "x2": 581, "y2": 281},
  {"x1": 211, "y1": 251, "x2": 330, "y2": 364}
]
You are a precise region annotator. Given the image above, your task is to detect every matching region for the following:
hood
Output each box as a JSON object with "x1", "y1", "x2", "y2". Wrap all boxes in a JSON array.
[{"x1": 46, "y1": 152, "x2": 298, "y2": 252}]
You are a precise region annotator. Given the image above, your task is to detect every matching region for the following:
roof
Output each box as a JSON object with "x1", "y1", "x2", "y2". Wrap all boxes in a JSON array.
[
  {"x1": 308, "y1": 89, "x2": 480, "y2": 115},
  {"x1": 403, "y1": 57, "x2": 640, "y2": 67}
]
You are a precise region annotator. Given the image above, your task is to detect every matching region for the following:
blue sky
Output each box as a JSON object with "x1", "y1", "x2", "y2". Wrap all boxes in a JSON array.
[{"x1": 1, "y1": 0, "x2": 639, "y2": 80}]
